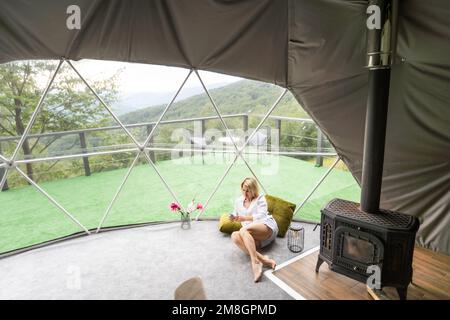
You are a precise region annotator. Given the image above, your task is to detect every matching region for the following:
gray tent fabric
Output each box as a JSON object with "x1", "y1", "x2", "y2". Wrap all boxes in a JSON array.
[
  {"x1": 0, "y1": 0, "x2": 449, "y2": 254},
  {"x1": 0, "y1": 0, "x2": 288, "y2": 85}
]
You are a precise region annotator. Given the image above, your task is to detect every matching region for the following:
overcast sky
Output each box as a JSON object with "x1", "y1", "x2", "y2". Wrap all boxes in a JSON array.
[{"x1": 72, "y1": 59, "x2": 242, "y2": 94}]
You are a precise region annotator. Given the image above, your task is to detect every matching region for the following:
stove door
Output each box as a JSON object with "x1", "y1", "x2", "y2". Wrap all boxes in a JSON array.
[{"x1": 334, "y1": 227, "x2": 384, "y2": 277}]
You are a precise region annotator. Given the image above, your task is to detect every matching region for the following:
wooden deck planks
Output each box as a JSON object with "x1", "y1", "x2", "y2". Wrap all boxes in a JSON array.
[{"x1": 272, "y1": 246, "x2": 450, "y2": 300}]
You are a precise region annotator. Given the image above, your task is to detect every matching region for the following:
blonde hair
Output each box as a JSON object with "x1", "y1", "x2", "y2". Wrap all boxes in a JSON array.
[{"x1": 241, "y1": 177, "x2": 259, "y2": 200}]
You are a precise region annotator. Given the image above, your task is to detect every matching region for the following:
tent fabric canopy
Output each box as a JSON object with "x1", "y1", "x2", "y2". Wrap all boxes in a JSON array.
[{"x1": 0, "y1": 0, "x2": 449, "y2": 254}]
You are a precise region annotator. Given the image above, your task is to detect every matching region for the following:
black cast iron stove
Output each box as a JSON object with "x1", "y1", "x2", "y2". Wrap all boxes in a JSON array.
[
  {"x1": 315, "y1": 0, "x2": 420, "y2": 300},
  {"x1": 316, "y1": 199, "x2": 419, "y2": 299}
]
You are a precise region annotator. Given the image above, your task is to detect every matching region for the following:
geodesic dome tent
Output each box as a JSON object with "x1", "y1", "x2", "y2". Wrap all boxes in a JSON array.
[{"x1": 0, "y1": 0, "x2": 449, "y2": 255}]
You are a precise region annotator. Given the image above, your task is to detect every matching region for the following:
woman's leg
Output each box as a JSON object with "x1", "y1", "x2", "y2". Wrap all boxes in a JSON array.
[
  {"x1": 238, "y1": 224, "x2": 274, "y2": 282},
  {"x1": 241, "y1": 224, "x2": 276, "y2": 269},
  {"x1": 231, "y1": 231, "x2": 276, "y2": 269}
]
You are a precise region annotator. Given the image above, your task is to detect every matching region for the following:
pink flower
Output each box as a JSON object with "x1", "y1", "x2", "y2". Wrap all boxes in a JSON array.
[
  {"x1": 170, "y1": 202, "x2": 180, "y2": 212},
  {"x1": 196, "y1": 203, "x2": 203, "y2": 210}
]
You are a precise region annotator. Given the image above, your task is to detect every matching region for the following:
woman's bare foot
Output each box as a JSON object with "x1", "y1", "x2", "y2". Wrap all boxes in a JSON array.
[
  {"x1": 260, "y1": 255, "x2": 277, "y2": 270},
  {"x1": 252, "y1": 261, "x2": 263, "y2": 282}
]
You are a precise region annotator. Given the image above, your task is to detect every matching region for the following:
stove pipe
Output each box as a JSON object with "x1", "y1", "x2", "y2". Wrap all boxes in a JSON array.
[{"x1": 360, "y1": 0, "x2": 395, "y2": 213}]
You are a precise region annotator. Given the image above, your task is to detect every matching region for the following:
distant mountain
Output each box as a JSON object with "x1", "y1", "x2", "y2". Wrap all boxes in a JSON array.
[
  {"x1": 112, "y1": 82, "x2": 231, "y2": 115},
  {"x1": 119, "y1": 80, "x2": 308, "y2": 125}
]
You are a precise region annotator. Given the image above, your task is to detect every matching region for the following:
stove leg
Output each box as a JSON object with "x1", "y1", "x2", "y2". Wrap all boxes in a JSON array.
[
  {"x1": 315, "y1": 256, "x2": 324, "y2": 272},
  {"x1": 396, "y1": 286, "x2": 408, "y2": 300}
]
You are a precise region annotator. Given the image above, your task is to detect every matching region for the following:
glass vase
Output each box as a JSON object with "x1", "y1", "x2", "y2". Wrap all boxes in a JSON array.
[{"x1": 181, "y1": 214, "x2": 191, "y2": 230}]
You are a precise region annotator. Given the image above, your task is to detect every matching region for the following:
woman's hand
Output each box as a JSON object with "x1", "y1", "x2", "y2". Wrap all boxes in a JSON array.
[{"x1": 231, "y1": 215, "x2": 242, "y2": 222}]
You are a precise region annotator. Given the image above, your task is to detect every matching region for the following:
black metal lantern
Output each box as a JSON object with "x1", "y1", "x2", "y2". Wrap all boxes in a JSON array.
[{"x1": 287, "y1": 224, "x2": 304, "y2": 253}]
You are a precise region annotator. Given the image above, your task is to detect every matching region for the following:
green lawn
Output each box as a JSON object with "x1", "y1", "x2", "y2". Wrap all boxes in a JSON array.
[{"x1": 0, "y1": 154, "x2": 360, "y2": 253}]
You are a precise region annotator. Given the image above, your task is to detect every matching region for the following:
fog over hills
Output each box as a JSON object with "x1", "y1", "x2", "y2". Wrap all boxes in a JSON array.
[
  {"x1": 118, "y1": 79, "x2": 307, "y2": 126},
  {"x1": 112, "y1": 82, "x2": 230, "y2": 115}
]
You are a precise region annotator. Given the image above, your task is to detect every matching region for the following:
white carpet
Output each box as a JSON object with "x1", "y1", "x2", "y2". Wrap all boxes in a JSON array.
[{"x1": 0, "y1": 220, "x2": 319, "y2": 299}]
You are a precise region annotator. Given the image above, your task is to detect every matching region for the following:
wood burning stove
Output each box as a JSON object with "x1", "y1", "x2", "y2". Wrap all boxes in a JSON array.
[
  {"x1": 316, "y1": 199, "x2": 419, "y2": 299},
  {"x1": 315, "y1": 0, "x2": 420, "y2": 300}
]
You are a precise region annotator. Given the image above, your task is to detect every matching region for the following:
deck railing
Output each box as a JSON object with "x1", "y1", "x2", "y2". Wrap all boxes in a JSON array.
[{"x1": 0, "y1": 113, "x2": 335, "y2": 189}]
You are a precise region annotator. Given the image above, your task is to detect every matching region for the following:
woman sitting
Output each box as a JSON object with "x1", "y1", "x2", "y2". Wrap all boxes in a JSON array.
[{"x1": 230, "y1": 177, "x2": 278, "y2": 282}]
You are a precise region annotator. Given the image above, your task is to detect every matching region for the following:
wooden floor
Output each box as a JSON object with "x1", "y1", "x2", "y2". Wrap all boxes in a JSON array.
[{"x1": 272, "y1": 246, "x2": 450, "y2": 300}]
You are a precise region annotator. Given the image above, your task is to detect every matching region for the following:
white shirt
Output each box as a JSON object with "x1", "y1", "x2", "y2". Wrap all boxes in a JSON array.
[{"x1": 232, "y1": 194, "x2": 278, "y2": 231}]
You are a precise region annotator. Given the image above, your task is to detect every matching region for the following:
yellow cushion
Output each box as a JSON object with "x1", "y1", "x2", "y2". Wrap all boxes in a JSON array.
[
  {"x1": 265, "y1": 195, "x2": 296, "y2": 238},
  {"x1": 219, "y1": 213, "x2": 242, "y2": 234}
]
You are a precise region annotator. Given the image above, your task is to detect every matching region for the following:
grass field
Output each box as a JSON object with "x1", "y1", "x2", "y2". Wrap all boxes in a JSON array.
[{"x1": 0, "y1": 154, "x2": 360, "y2": 253}]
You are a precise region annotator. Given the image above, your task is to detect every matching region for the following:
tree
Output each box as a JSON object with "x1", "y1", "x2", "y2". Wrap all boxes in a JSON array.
[{"x1": 0, "y1": 60, "x2": 120, "y2": 182}]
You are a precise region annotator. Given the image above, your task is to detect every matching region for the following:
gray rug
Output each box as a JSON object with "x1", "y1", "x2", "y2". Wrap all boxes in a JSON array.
[{"x1": 0, "y1": 220, "x2": 319, "y2": 300}]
